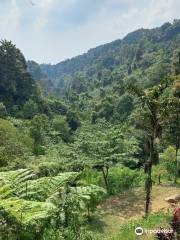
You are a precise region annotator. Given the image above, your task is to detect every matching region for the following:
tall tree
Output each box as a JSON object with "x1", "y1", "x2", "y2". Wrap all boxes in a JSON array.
[
  {"x1": 30, "y1": 114, "x2": 50, "y2": 155},
  {"x1": 0, "y1": 40, "x2": 38, "y2": 113},
  {"x1": 162, "y1": 77, "x2": 180, "y2": 182},
  {"x1": 70, "y1": 121, "x2": 139, "y2": 192},
  {"x1": 127, "y1": 82, "x2": 169, "y2": 216}
]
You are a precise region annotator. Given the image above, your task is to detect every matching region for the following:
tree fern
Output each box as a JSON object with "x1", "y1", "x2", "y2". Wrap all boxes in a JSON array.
[
  {"x1": 0, "y1": 169, "x2": 35, "y2": 199},
  {"x1": 0, "y1": 198, "x2": 56, "y2": 225},
  {"x1": 0, "y1": 170, "x2": 79, "y2": 201},
  {"x1": 19, "y1": 172, "x2": 80, "y2": 201},
  {"x1": 0, "y1": 169, "x2": 105, "y2": 239}
]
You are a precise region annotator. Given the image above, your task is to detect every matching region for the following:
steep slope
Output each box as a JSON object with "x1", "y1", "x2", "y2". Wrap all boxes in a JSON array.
[
  {"x1": 26, "y1": 20, "x2": 180, "y2": 124},
  {"x1": 27, "y1": 60, "x2": 54, "y2": 93},
  {"x1": 33, "y1": 20, "x2": 180, "y2": 96}
]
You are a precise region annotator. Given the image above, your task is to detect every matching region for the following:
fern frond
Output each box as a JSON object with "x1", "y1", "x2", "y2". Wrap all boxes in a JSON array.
[
  {"x1": 19, "y1": 172, "x2": 80, "y2": 201},
  {"x1": 0, "y1": 169, "x2": 35, "y2": 199},
  {"x1": 0, "y1": 198, "x2": 56, "y2": 225}
]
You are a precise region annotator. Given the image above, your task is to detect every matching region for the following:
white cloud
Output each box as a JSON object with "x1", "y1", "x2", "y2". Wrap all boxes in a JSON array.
[
  {"x1": 141, "y1": 0, "x2": 180, "y2": 27},
  {"x1": 29, "y1": 0, "x2": 57, "y2": 9},
  {"x1": 32, "y1": 0, "x2": 78, "y2": 11},
  {"x1": 0, "y1": 0, "x2": 179, "y2": 63},
  {"x1": 0, "y1": 0, "x2": 20, "y2": 35}
]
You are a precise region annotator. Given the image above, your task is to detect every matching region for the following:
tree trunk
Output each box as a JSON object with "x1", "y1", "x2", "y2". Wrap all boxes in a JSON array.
[
  {"x1": 174, "y1": 147, "x2": 179, "y2": 183},
  {"x1": 174, "y1": 113, "x2": 179, "y2": 184},
  {"x1": 87, "y1": 205, "x2": 91, "y2": 221},
  {"x1": 158, "y1": 173, "x2": 161, "y2": 185},
  {"x1": 145, "y1": 161, "x2": 152, "y2": 216},
  {"x1": 145, "y1": 137, "x2": 153, "y2": 217},
  {"x1": 64, "y1": 184, "x2": 70, "y2": 228},
  {"x1": 102, "y1": 166, "x2": 109, "y2": 192}
]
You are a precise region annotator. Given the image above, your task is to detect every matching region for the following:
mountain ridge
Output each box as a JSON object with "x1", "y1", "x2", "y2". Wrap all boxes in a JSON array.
[
  {"x1": 27, "y1": 19, "x2": 180, "y2": 96},
  {"x1": 39, "y1": 21, "x2": 175, "y2": 67}
]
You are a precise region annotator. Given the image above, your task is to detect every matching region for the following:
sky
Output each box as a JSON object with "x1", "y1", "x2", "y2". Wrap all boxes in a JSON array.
[{"x1": 0, "y1": 0, "x2": 179, "y2": 64}]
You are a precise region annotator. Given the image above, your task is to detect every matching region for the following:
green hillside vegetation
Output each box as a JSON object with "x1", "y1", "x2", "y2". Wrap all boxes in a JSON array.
[
  {"x1": 0, "y1": 20, "x2": 180, "y2": 239},
  {"x1": 34, "y1": 20, "x2": 180, "y2": 93}
]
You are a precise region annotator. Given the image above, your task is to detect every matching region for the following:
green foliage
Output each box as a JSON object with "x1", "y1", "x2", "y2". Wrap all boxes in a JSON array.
[
  {"x1": 0, "y1": 119, "x2": 33, "y2": 168},
  {"x1": 44, "y1": 185, "x2": 95, "y2": 240},
  {"x1": 108, "y1": 167, "x2": 144, "y2": 195},
  {"x1": 161, "y1": 146, "x2": 177, "y2": 179},
  {"x1": 43, "y1": 98, "x2": 68, "y2": 116},
  {"x1": 71, "y1": 121, "x2": 140, "y2": 168},
  {"x1": 172, "y1": 48, "x2": 180, "y2": 75},
  {"x1": 126, "y1": 78, "x2": 172, "y2": 216},
  {"x1": 110, "y1": 212, "x2": 171, "y2": 240},
  {"x1": 27, "y1": 60, "x2": 51, "y2": 93},
  {"x1": 24, "y1": 172, "x2": 80, "y2": 201},
  {"x1": 113, "y1": 93, "x2": 134, "y2": 122},
  {"x1": 0, "y1": 102, "x2": 7, "y2": 118},
  {"x1": 30, "y1": 114, "x2": 50, "y2": 155},
  {"x1": 0, "y1": 169, "x2": 36, "y2": 200},
  {"x1": 0, "y1": 40, "x2": 38, "y2": 114},
  {"x1": 66, "y1": 110, "x2": 81, "y2": 131},
  {"x1": 32, "y1": 160, "x2": 63, "y2": 177},
  {"x1": 162, "y1": 146, "x2": 176, "y2": 162},
  {"x1": 81, "y1": 166, "x2": 101, "y2": 186},
  {"x1": 1, "y1": 19, "x2": 180, "y2": 240},
  {"x1": 0, "y1": 168, "x2": 104, "y2": 239},
  {"x1": 0, "y1": 200, "x2": 55, "y2": 240},
  {"x1": 0, "y1": 167, "x2": 107, "y2": 239},
  {"x1": 92, "y1": 92, "x2": 133, "y2": 123},
  {"x1": 0, "y1": 198, "x2": 55, "y2": 225},
  {"x1": 73, "y1": 185, "x2": 106, "y2": 217},
  {"x1": 23, "y1": 99, "x2": 39, "y2": 119},
  {"x1": 152, "y1": 163, "x2": 167, "y2": 184},
  {"x1": 52, "y1": 115, "x2": 70, "y2": 142},
  {"x1": 34, "y1": 21, "x2": 180, "y2": 100}
]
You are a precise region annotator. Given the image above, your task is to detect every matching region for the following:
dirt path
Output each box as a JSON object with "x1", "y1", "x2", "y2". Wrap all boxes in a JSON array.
[{"x1": 95, "y1": 184, "x2": 180, "y2": 235}]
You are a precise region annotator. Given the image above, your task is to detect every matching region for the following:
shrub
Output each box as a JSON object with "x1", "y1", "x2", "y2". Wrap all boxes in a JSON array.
[
  {"x1": 108, "y1": 167, "x2": 144, "y2": 195},
  {"x1": 0, "y1": 102, "x2": 7, "y2": 118},
  {"x1": 116, "y1": 212, "x2": 171, "y2": 240},
  {"x1": 161, "y1": 146, "x2": 177, "y2": 181},
  {"x1": 81, "y1": 166, "x2": 102, "y2": 186},
  {"x1": 152, "y1": 164, "x2": 167, "y2": 184},
  {"x1": 155, "y1": 208, "x2": 180, "y2": 239},
  {"x1": 0, "y1": 119, "x2": 33, "y2": 168},
  {"x1": 23, "y1": 99, "x2": 39, "y2": 119},
  {"x1": 52, "y1": 115, "x2": 70, "y2": 142}
]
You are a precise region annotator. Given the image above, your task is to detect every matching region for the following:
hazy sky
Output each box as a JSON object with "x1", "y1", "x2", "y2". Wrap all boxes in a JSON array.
[{"x1": 0, "y1": 0, "x2": 179, "y2": 64}]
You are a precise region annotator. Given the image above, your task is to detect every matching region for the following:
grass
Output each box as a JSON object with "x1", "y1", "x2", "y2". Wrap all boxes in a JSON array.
[
  {"x1": 88, "y1": 182, "x2": 180, "y2": 239},
  {"x1": 89, "y1": 212, "x2": 172, "y2": 240},
  {"x1": 109, "y1": 212, "x2": 172, "y2": 240}
]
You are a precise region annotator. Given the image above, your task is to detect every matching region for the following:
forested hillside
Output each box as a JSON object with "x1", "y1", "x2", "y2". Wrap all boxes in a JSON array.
[
  {"x1": 29, "y1": 20, "x2": 180, "y2": 95},
  {"x1": 0, "y1": 19, "x2": 180, "y2": 240},
  {"x1": 27, "y1": 19, "x2": 180, "y2": 124}
]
